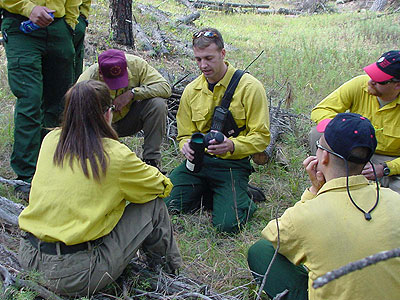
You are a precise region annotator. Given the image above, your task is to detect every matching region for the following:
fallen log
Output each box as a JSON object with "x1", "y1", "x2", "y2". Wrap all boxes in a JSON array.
[
  {"x1": 176, "y1": 11, "x2": 201, "y2": 24},
  {"x1": 188, "y1": 0, "x2": 270, "y2": 9}
]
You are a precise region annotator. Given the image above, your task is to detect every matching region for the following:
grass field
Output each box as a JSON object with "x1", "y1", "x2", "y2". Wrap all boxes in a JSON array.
[{"x1": 0, "y1": 0, "x2": 399, "y2": 299}]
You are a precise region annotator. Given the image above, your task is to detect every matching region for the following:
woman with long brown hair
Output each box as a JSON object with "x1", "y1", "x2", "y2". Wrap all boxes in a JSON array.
[{"x1": 18, "y1": 80, "x2": 181, "y2": 297}]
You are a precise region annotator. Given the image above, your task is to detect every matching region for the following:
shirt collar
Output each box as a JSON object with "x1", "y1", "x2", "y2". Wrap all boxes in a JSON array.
[
  {"x1": 193, "y1": 62, "x2": 235, "y2": 90},
  {"x1": 316, "y1": 175, "x2": 370, "y2": 196}
]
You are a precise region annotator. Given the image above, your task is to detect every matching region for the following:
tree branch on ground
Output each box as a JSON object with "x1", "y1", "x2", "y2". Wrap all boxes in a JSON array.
[{"x1": 312, "y1": 247, "x2": 400, "y2": 289}]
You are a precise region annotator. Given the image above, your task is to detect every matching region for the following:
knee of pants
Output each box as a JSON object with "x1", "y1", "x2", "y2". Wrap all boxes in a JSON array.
[
  {"x1": 247, "y1": 239, "x2": 275, "y2": 275},
  {"x1": 151, "y1": 97, "x2": 167, "y2": 116}
]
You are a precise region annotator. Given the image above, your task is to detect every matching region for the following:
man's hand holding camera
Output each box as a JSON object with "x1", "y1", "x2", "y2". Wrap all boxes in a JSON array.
[{"x1": 207, "y1": 133, "x2": 234, "y2": 155}]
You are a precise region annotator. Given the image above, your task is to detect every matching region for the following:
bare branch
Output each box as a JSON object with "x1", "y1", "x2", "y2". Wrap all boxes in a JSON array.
[
  {"x1": 313, "y1": 247, "x2": 400, "y2": 289},
  {"x1": 256, "y1": 204, "x2": 281, "y2": 300}
]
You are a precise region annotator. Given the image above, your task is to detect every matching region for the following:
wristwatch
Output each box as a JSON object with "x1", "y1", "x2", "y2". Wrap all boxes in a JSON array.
[{"x1": 382, "y1": 163, "x2": 391, "y2": 176}]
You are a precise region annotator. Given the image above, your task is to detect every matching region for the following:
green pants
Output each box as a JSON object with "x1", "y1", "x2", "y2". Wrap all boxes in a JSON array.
[
  {"x1": 19, "y1": 198, "x2": 182, "y2": 297},
  {"x1": 73, "y1": 15, "x2": 88, "y2": 82},
  {"x1": 247, "y1": 239, "x2": 308, "y2": 300},
  {"x1": 164, "y1": 155, "x2": 256, "y2": 233},
  {"x1": 113, "y1": 97, "x2": 167, "y2": 162},
  {"x1": 2, "y1": 16, "x2": 74, "y2": 182}
]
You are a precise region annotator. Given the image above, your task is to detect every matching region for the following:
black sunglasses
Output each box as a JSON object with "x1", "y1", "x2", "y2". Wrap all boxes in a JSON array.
[
  {"x1": 376, "y1": 79, "x2": 400, "y2": 85},
  {"x1": 315, "y1": 140, "x2": 344, "y2": 159}
]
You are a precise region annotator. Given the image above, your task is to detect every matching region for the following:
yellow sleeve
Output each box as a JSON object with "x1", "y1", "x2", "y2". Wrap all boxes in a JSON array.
[
  {"x1": 386, "y1": 159, "x2": 400, "y2": 176},
  {"x1": 2, "y1": 0, "x2": 36, "y2": 18},
  {"x1": 311, "y1": 76, "x2": 365, "y2": 124},
  {"x1": 119, "y1": 149, "x2": 173, "y2": 203},
  {"x1": 79, "y1": 0, "x2": 91, "y2": 18},
  {"x1": 64, "y1": 0, "x2": 80, "y2": 29},
  {"x1": 261, "y1": 205, "x2": 306, "y2": 265},
  {"x1": 130, "y1": 57, "x2": 172, "y2": 101},
  {"x1": 177, "y1": 87, "x2": 196, "y2": 150}
]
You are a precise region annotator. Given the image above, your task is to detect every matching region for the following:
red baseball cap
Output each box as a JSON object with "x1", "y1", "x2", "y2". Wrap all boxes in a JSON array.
[
  {"x1": 98, "y1": 49, "x2": 129, "y2": 90},
  {"x1": 363, "y1": 50, "x2": 400, "y2": 82}
]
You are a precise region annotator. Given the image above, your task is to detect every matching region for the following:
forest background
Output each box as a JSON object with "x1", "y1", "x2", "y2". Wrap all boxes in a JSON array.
[{"x1": 0, "y1": 0, "x2": 399, "y2": 299}]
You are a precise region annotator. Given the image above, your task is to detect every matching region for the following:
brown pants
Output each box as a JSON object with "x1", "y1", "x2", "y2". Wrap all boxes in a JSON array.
[
  {"x1": 309, "y1": 126, "x2": 400, "y2": 194},
  {"x1": 113, "y1": 97, "x2": 167, "y2": 162},
  {"x1": 19, "y1": 198, "x2": 182, "y2": 297}
]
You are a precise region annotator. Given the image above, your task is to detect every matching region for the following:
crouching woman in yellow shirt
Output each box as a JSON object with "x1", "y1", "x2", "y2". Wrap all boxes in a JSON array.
[{"x1": 18, "y1": 80, "x2": 182, "y2": 297}]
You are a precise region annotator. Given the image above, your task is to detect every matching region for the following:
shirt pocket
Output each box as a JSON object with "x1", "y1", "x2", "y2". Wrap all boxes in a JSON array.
[
  {"x1": 382, "y1": 124, "x2": 400, "y2": 154},
  {"x1": 191, "y1": 107, "x2": 211, "y2": 131},
  {"x1": 229, "y1": 101, "x2": 246, "y2": 130}
]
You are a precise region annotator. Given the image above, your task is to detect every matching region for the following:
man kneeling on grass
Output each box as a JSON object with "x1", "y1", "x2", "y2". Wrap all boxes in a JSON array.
[{"x1": 247, "y1": 113, "x2": 400, "y2": 300}]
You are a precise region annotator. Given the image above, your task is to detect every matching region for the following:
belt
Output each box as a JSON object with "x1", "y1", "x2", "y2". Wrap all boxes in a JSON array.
[
  {"x1": 2, "y1": 10, "x2": 29, "y2": 22},
  {"x1": 26, "y1": 232, "x2": 97, "y2": 255},
  {"x1": 2, "y1": 10, "x2": 63, "y2": 22}
]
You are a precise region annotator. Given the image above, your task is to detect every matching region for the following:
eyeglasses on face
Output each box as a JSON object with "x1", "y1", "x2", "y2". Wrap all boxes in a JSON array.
[
  {"x1": 192, "y1": 31, "x2": 218, "y2": 40},
  {"x1": 375, "y1": 79, "x2": 400, "y2": 85},
  {"x1": 315, "y1": 140, "x2": 344, "y2": 160}
]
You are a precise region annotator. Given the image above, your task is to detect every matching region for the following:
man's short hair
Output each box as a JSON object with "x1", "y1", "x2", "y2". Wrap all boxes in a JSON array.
[{"x1": 192, "y1": 28, "x2": 224, "y2": 50}]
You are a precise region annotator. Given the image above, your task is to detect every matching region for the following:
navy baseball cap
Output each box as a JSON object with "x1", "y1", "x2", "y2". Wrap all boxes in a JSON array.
[
  {"x1": 317, "y1": 113, "x2": 377, "y2": 164},
  {"x1": 363, "y1": 50, "x2": 400, "y2": 82}
]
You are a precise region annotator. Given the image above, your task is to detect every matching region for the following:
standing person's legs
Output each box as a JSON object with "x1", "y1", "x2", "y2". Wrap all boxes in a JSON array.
[
  {"x1": 113, "y1": 97, "x2": 167, "y2": 163},
  {"x1": 73, "y1": 15, "x2": 88, "y2": 82},
  {"x1": 247, "y1": 239, "x2": 309, "y2": 300},
  {"x1": 370, "y1": 154, "x2": 400, "y2": 194},
  {"x1": 42, "y1": 19, "x2": 75, "y2": 132},
  {"x1": 206, "y1": 156, "x2": 256, "y2": 233},
  {"x1": 2, "y1": 17, "x2": 45, "y2": 182}
]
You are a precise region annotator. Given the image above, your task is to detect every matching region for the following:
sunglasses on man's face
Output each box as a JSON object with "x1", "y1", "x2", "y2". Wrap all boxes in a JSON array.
[
  {"x1": 375, "y1": 79, "x2": 400, "y2": 85},
  {"x1": 192, "y1": 31, "x2": 218, "y2": 40},
  {"x1": 315, "y1": 140, "x2": 344, "y2": 159}
]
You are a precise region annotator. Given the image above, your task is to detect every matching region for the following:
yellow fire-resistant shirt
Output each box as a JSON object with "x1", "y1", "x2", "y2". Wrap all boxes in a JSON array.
[
  {"x1": 177, "y1": 62, "x2": 270, "y2": 160},
  {"x1": 79, "y1": 0, "x2": 90, "y2": 18},
  {"x1": 18, "y1": 129, "x2": 173, "y2": 245},
  {"x1": 262, "y1": 175, "x2": 400, "y2": 300},
  {"x1": 2, "y1": 0, "x2": 80, "y2": 29},
  {"x1": 311, "y1": 75, "x2": 400, "y2": 175},
  {"x1": 78, "y1": 54, "x2": 172, "y2": 122}
]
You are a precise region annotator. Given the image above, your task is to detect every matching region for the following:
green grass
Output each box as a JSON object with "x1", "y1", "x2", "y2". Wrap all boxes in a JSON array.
[{"x1": 0, "y1": 0, "x2": 399, "y2": 299}]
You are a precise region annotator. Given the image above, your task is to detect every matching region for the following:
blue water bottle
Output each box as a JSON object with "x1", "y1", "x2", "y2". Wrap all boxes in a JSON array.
[{"x1": 20, "y1": 12, "x2": 54, "y2": 34}]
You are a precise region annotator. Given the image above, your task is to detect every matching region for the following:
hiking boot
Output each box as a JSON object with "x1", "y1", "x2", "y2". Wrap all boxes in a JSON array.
[
  {"x1": 247, "y1": 184, "x2": 266, "y2": 203},
  {"x1": 144, "y1": 159, "x2": 167, "y2": 175},
  {"x1": 14, "y1": 182, "x2": 31, "y2": 201}
]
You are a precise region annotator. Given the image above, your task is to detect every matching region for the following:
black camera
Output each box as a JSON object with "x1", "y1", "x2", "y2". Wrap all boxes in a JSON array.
[
  {"x1": 185, "y1": 131, "x2": 224, "y2": 173},
  {"x1": 204, "y1": 131, "x2": 224, "y2": 147}
]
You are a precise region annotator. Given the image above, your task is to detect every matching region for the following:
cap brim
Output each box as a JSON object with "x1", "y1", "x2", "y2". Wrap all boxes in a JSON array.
[
  {"x1": 363, "y1": 62, "x2": 394, "y2": 82},
  {"x1": 316, "y1": 118, "x2": 332, "y2": 133},
  {"x1": 103, "y1": 74, "x2": 129, "y2": 90}
]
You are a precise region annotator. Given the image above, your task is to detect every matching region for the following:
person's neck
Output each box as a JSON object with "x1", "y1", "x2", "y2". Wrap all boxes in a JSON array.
[
  {"x1": 378, "y1": 91, "x2": 400, "y2": 103},
  {"x1": 207, "y1": 63, "x2": 228, "y2": 84}
]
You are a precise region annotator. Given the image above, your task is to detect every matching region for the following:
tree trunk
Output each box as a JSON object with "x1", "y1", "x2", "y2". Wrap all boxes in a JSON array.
[
  {"x1": 110, "y1": 0, "x2": 134, "y2": 46},
  {"x1": 370, "y1": 0, "x2": 387, "y2": 11}
]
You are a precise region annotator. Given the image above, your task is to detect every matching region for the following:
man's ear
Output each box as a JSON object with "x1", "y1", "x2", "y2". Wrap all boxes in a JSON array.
[
  {"x1": 320, "y1": 150, "x2": 330, "y2": 166},
  {"x1": 221, "y1": 48, "x2": 226, "y2": 59},
  {"x1": 394, "y1": 82, "x2": 400, "y2": 90}
]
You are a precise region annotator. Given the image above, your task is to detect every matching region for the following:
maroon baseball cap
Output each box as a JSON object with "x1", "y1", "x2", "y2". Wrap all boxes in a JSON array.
[
  {"x1": 98, "y1": 49, "x2": 128, "y2": 90},
  {"x1": 363, "y1": 50, "x2": 400, "y2": 82}
]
